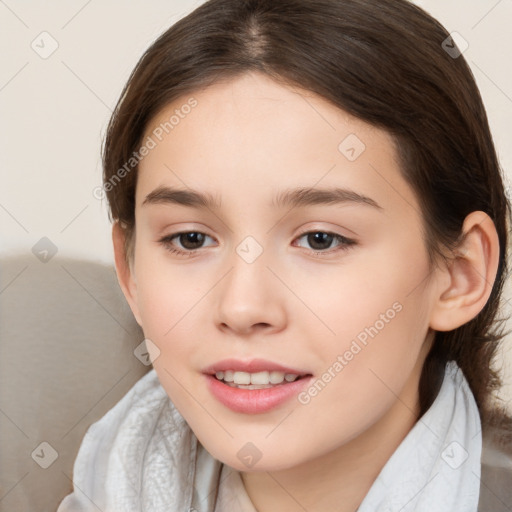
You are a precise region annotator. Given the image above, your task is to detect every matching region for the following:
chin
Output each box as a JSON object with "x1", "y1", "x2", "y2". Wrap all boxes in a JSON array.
[{"x1": 202, "y1": 438, "x2": 308, "y2": 473}]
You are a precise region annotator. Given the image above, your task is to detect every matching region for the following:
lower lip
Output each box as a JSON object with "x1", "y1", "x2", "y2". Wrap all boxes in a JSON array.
[{"x1": 204, "y1": 374, "x2": 313, "y2": 414}]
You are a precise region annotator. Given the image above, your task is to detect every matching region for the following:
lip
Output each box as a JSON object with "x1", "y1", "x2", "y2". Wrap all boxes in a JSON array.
[
  {"x1": 204, "y1": 373, "x2": 314, "y2": 414},
  {"x1": 202, "y1": 358, "x2": 309, "y2": 375}
]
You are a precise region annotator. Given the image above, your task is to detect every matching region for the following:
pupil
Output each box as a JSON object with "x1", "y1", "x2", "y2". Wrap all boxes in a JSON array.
[
  {"x1": 181, "y1": 232, "x2": 204, "y2": 249},
  {"x1": 309, "y1": 232, "x2": 333, "y2": 250}
]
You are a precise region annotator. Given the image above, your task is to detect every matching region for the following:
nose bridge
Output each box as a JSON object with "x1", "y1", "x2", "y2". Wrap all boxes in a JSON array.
[
  {"x1": 214, "y1": 235, "x2": 286, "y2": 333},
  {"x1": 224, "y1": 235, "x2": 273, "y2": 305}
]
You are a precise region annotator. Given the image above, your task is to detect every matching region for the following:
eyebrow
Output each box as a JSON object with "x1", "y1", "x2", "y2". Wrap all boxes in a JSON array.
[{"x1": 142, "y1": 185, "x2": 382, "y2": 211}]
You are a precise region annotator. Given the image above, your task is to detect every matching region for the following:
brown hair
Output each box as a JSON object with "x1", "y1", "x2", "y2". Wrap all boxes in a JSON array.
[{"x1": 102, "y1": 0, "x2": 512, "y2": 433}]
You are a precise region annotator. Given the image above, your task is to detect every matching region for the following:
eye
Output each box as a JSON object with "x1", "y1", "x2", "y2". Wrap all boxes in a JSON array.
[
  {"x1": 158, "y1": 229, "x2": 357, "y2": 258},
  {"x1": 293, "y1": 230, "x2": 356, "y2": 256},
  {"x1": 158, "y1": 231, "x2": 216, "y2": 256}
]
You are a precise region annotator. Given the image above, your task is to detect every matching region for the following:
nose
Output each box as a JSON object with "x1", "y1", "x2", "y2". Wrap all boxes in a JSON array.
[{"x1": 214, "y1": 245, "x2": 287, "y2": 336}]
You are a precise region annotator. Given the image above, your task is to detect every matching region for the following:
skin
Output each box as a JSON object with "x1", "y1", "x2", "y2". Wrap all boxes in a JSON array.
[{"x1": 112, "y1": 71, "x2": 499, "y2": 512}]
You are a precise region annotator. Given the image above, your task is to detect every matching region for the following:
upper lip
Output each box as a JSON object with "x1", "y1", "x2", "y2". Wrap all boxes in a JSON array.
[{"x1": 202, "y1": 358, "x2": 311, "y2": 375}]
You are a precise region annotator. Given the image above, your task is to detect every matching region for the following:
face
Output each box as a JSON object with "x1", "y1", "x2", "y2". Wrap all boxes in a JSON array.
[{"x1": 122, "y1": 71, "x2": 443, "y2": 472}]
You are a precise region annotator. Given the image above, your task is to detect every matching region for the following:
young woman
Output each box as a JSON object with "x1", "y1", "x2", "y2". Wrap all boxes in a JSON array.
[{"x1": 57, "y1": 0, "x2": 512, "y2": 510}]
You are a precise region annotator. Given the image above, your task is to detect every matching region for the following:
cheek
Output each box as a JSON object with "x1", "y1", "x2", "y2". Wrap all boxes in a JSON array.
[
  {"x1": 133, "y1": 261, "x2": 205, "y2": 413},
  {"x1": 292, "y1": 292, "x2": 431, "y2": 453},
  {"x1": 297, "y1": 242, "x2": 430, "y2": 339},
  {"x1": 133, "y1": 242, "x2": 207, "y2": 331},
  {"x1": 300, "y1": 242, "x2": 433, "y2": 389}
]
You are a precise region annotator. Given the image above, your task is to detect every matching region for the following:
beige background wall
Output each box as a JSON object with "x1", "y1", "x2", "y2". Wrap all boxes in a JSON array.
[{"x1": 1, "y1": 0, "x2": 511, "y2": 406}]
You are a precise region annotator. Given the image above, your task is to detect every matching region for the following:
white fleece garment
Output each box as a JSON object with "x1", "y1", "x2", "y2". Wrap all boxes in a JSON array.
[{"x1": 57, "y1": 361, "x2": 482, "y2": 512}]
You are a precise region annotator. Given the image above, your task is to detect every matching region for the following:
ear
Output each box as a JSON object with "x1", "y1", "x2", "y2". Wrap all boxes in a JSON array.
[
  {"x1": 429, "y1": 211, "x2": 500, "y2": 331},
  {"x1": 112, "y1": 221, "x2": 142, "y2": 326}
]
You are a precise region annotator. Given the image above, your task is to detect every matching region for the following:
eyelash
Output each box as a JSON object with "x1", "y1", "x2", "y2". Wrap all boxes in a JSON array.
[{"x1": 158, "y1": 230, "x2": 357, "y2": 258}]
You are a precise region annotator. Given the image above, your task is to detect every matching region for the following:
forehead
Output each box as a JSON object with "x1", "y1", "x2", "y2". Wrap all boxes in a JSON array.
[{"x1": 137, "y1": 71, "x2": 420, "y2": 220}]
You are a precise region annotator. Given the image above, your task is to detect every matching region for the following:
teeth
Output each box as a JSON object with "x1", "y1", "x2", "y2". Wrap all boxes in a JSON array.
[
  {"x1": 269, "y1": 371, "x2": 286, "y2": 384},
  {"x1": 233, "y1": 371, "x2": 251, "y2": 384},
  {"x1": 214, "y1": 370, "x2": 301, "y2": 385},
  {"x1": 249, "y1": 371, "x2": 270, "y2": 385},
  {"x1": 225, "y1": 382, "x2": 275, "y2": 389}
]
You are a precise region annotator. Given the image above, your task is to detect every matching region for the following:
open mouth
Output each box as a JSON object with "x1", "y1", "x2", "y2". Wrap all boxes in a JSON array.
[
  {"x1": 205, "y1": 368, "x2": 315, "y2": 413},
  {"x1": 212, "y1": 370, "x2": 312, "y2": 390}
]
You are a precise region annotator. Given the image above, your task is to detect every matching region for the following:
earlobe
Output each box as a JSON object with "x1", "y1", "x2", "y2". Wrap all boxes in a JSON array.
[
  {"x1": 112, "y1": 222, "x2": 143, "y2": 326},
  {"x1": 429, "y1": 211, "x2": 500, "y2": 332}
]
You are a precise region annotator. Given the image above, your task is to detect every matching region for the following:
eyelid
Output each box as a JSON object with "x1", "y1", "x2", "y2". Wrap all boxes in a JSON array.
[
  {"x1": 292, "y1": 220, "x2": 358, "y2": 241},
  {"x1": 294, "y1": 221, "x2": 359, "y2": 239}
]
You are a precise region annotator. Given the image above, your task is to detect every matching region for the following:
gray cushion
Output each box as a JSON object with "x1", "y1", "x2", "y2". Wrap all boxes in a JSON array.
[{"x1": 0, "y1": 255, "x2": 149, "y2": 512}]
